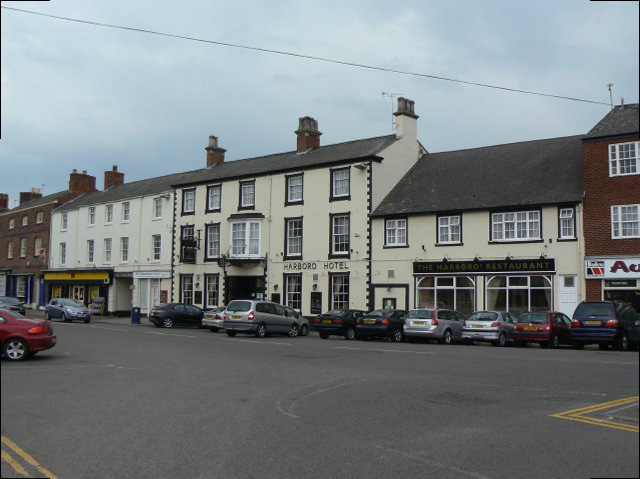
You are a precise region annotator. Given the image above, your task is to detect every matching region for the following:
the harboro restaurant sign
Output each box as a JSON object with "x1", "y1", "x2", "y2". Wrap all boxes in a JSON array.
[
  {"x1": 413, "y1": 258, "x2": 556, "y2": 275},
  {"x1": 585, "y1": 257, "x2": 640, "y2": 279}
]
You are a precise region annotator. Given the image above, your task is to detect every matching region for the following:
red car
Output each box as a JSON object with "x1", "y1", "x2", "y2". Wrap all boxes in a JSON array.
[
  {"x1": 512, "y1": 311, "x2": 572, "y2": 348},
  {"x1": 0, "y1": 308, "x2": 57, "y2": 361}
]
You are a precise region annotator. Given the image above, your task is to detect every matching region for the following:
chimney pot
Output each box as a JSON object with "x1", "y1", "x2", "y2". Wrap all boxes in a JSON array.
[
  {"x1": 205, "y1": 135, "x2": 226, "y2": 167},
  {"x1": 112, "y1": 165, "x2": 118, "y2": 171},
  {"x1": 72, "y1": 169, "x2": 78, "y2": 174},
  {"x1": 82, "y1": 170, "x2": 87, "y2": 175},
  {"x1": 295, "y1": 116, "x2": 322, "y2": 152}
]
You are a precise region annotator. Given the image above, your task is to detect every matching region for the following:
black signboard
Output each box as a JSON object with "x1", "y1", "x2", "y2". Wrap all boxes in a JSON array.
[
  {"x1": 605, "y1": 280, "x2": 636, "y2": 288},
  {"x1": 413, "y1": 258, "x2": 556, "y2": 275},
  {"x1": 310, "y1": 292, "x2": 322, "y2": 314}
]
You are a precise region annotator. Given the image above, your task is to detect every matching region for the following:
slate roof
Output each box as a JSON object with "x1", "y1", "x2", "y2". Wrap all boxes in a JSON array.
[
  {"x1": 371, "y1": 135, "x2": 584, "y2": 217},
  {"x1": 585, "y1": 103, "x2": 639, "y2": 139},
  {"x1": 1, "y1": 190, "x2": 70, "y2": 214}
]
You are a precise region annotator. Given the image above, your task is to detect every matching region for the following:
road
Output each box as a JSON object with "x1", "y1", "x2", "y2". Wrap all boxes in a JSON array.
[{"x1": 1, "y1": 314, "x2": 638, "y2": 479}]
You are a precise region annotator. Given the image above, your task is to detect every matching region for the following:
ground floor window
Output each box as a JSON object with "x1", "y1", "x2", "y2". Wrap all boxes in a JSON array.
[
  {"x1": 486, "y1": 275, "x2": 552, "y2": 317},
  {"x1": 205, "y1": 275, "x2": 220, "y2": 308},
  {"x1": 329, "y1": 273, "x2": 349, "y2": 310},
  {"x1": 181, "y1": 275, "x2": 194, "y2": 304},
  {"x1": 284, "y1": 274, "x2": 302, "y2": 311},
  {"x1": 415, "y1": 276, "x2": 475, "y2": 316},
  {"x1": 16, "y1": 276, "x2": 27, "y2": 300},
  {"x1": 603, "y1": 280, "x2": 640, "y2": 313}
]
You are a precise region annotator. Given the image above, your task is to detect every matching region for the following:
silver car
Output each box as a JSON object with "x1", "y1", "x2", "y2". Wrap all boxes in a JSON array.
[
  {"x1": 462, "y1": 311, "x2": 516, "y2": 347},
  {"x1": 202, "y1": 307, "x2": 226, "y2": 332},
  {"x1": 223, "y1": 300, "x2": 302, "y2": 338},
  {"x1": 45, "y1": 298, "x2": 91, "y2": 323},
  {"x1": 403, "y1": 309, "x2": 466, "y2": 344}
]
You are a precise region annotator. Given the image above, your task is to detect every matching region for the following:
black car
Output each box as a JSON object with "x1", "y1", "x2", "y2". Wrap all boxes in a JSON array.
[
  {"x1": 571, "y1": 301, "x2": 640, "y2": 351},
  {"x1": 355, "y1": 309, "x2": 408, "y2": 342},
  {"x1": 0, "y1": 297, "x2": 26, "y2": 316},
  {"x1": 149, "y1": 303, "x2": 204, "y2": 328},
  {"x1": 314, "y1": 309, "x2": 366, "y2": 340}
]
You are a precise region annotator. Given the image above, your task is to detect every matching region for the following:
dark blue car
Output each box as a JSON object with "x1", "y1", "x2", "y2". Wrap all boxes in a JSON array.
[{"x1": 571, "y1": 301, "x2": 640, "y2": 351}]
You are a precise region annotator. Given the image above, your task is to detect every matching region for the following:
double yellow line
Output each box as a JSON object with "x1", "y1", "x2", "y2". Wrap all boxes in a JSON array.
[
  {"x1": 1, "y1": 435, "x2": 57, "y2": 479},
  {"x1": 550, "y1": 396, "x2": 639, "y2": 433}
]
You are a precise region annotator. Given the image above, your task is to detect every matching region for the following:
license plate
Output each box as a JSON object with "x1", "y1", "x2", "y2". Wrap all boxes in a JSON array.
[
  {"x1": 322, "y1": 319, "x2": 332, "y2": 324},
  {"x1": 412, "y1": 320, "x2": 425, "y2": 325},
  {"x1": 472, "y1": 324, "x2": 484, "y2": 328},
  {"x1": 232, "y1": 315, "x2": 242, "y2": 320},
  {"x1": 524, "y1": 326, "x2": 538, "y2": 331},
  {"x1": 586, "y1": 320, "x2": 601, "y2": 325},
  {"x1": 364, "y1": 319, "x2": 376, "y2": 324}
]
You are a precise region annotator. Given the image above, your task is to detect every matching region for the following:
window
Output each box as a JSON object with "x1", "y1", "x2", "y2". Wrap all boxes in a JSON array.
[
  {"x1": 21, "y1": 215, "x2": 28, "y2": 227},
  {"x1": 180, "y1": 275, "x2": 194, "y2": 304},
  {"x1": 61, "y1": 212, "x2": 68, "y2": 230},
  {"x1": 180, "y1": 226, "x2": 196, "y2": 263},
  {"x1": 438, "y1": 215, "x2": 461, "y2": 244},
  {"x1": 9, "y1": 218, "x2": 15, "y2": 229},
  {"x1": 153, "y1": 197, "x2": 163, "y2": 219},
  {"x1": 559, "y1": 207, "x2": 576, "y2": 239},
  {"x1": 7, "y1": 242, "x2": 13, "y2": 259},
  {"x1": 491, "y1": 210, "x2": 540, "y2": 242},
  {"x1": 182, "y1": 188, "x2": 196, "y2": 215},
  {"x1": 36, "y1": 212, "x2": 43, "y2": 224},
  {"x1": 331, "y1": 168, "x2": 350, "y2": 200},
  {"x1": 285, "y1": 218, "x2": 303, "y2": 258},
  {"x1": 611, "y1": 204, "x2": 639, "y2": 238},
  {"x1": 16, "y1": 277, "x2": 26, "y2": 300},
  {"x1": 152, "y1": 234, "x2": 161, "y2": 261},
  {"x1": 609, "y1": 141, "x2": 639, "y2": 176},
  {"x1": 486, "y1": 275, "x2": 552, "y2": 318},
  {"x1": 87, "y1": 240, "x2": 95, "y2": 263},
  {"x1": 122, "y1": 202, "x2": 130, "y2": 222},
  {"x1": 205, "y1": 224, "x2": 220, "y2": 260},
  {"x1": 88, "y1": 207, "x2": 96, "y2": 225},
  {"x1": 239, "y1": 181, "x2": 255, "y2": 209},
  {"x1": 207, "y1": 185, "x2": 222, "y2": 212},
  {"x1": 59, "y1": 243, "x2": 66, "y2": 265},
  {"x1": 20, "y1": 238, "x2": 27, "y2": 258},
  {"x1": 231, "y1": 221, "x2": 261, "y2": 257},
  {"x1": 34, "y1": 237, "x2": 42, "y2": 257},
  {"x1": 286, "y1": 174, "x2": 303, "y2": 204},
  {"x1": 330, "y1": 214, "x2": 350, "y2": 257},
  {"x1": 329, "y1": 273, "x2": 349, "y2": 310},
  {"x1": 285, "y1": 274, "x2": 302, "y2": 311},
  {"x1": 105, "y1": 204, "x2": 113, "y2": 223},
  {"x1": 205, "y1": 275, "x2": 219, "y2": 308},
  {"x1": 120, "y1": 237, "x2": 129, "y2": 262},
  {"x1": 385, "y1": 218, "x2": 408, "y2": 246},
  {"x1": 416, "y1": 276, "x2": 475, "y2": 317},
  {"x1": 104, "y1": 238, "x2": 112, "y2": 263}
]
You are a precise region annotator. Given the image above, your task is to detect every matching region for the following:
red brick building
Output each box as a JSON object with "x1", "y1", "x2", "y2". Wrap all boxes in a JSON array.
[{"x1": 582, "y1": 103, "x2": 639, "y2": 310}]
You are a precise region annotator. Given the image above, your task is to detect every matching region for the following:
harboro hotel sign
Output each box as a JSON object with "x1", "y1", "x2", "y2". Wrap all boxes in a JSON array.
[
  {"x1": 585, "y1": 257, "x2": 640, "y2": 279},
  {"x1": 413, "y1": 258, "x2": 556, "y2": 275}
]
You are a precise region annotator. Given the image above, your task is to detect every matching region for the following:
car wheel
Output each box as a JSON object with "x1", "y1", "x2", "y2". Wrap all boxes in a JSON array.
[
  {"x1": 344, "y1": 327, "x2": 355, "y2": 340},
  {"x1": 84, "y1": 317, "x2": 91, "y2": 324},
  {"x1": 598, "y1": 343, "x2": 609, "y2": 351},
  {"x1": 288, "y1": 323, "x2": 299, "y2": 338},
  {"x1": 391, "y1": 329, "x2": 403, "y2": 343},
  {"x1": 439, "y1": 329, "x2": 452, "y2": 345},
  {"x1": 299, "y1": 324, "x2": 309, "y2": 337},
  {"x1": 3, "y1": 338, "x2": 29, "y2": 361},
  {"x1": 255, "y1": 323, "x2": 267, "y2": 338},
  {"x1": 617, "y1": 334, "x2": 629, "y2": 352},
  {"x1": 548, "y1": 335, "x2": 559, "y2": 349},
  {"x1": 573, "y1": 341, "x2": 584, "y2": 350},
  {"x1": 162, "y1": 318, "x2": 174, "y2": 328},
  {"x1": 226, "y1": 331, "x2": 237, "y2": 337},
  {"x1": 61, "y1": 313, "x2": 70, "y2": 323},
  {"x1": 44, "y1": 311, "x2": 50, "y2": 321},
  {"x1": 319, "y1": 333, "x2": 329, "y2": 339},
  {"x1": 209, "y1": 327, "x2": 219, "y2": 333},
  {"x1": 496, "y1": 333, "x2": 507, "y2": 347}
]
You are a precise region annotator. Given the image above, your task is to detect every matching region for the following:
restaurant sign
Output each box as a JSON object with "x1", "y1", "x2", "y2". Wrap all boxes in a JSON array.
[
  {"x1": 585, "y1": 257, "x2": 640, "y2": 279},
  {"x1": 413, "y1": 258, "x2": 556, "y2": 275}
]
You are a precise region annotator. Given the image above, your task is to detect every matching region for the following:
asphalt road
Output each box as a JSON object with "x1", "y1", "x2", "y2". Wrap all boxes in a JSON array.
[{"x1": 1, "y1": 315, "x2": 638, "y2": 479}]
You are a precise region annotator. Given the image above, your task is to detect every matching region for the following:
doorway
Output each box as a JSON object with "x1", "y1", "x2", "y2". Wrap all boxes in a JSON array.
[
  {"x1": 558, "y1": 275, "x2": 579, "y2": 317},
  {"x1": 226, "y1": 276, "x2": 265, "y2": 303}
]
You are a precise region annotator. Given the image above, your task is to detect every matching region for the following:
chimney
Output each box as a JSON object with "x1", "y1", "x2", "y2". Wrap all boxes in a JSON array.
[
  {"x1": 104, "y1": 165, "x2": 125, "y2": 190},
  {"x1": 205, "y1": 136, "x2": 226, "y2": 167},
  {"x1": 393, "y1": 97, "x2": 418, "y2": 140},
  {"x1": 69, "y1": 169, "x2": 97, "y2": 198},
  {"x1": 0, "y1": 193, "x2": 8, "y2": 211},
  {"x1": 295, "y1": 117, "x2": 322, "y2": 153},
  {"x1": 19, "y1": 189, "x2": 43, "y2": 205}
]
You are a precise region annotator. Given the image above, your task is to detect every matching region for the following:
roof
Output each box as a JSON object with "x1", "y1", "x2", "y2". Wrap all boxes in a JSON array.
[
  {"x1": 173, "y1": 135, "x2": 397, "y2": 187},
  {"x1": 371, "y1": 135, "x2": 584, "y2": 217},
  {"x1": 585, "y1": 103, "x2": 639, "y2": 140},
  {"x1": 1, "y1": 190, "x2": 70, "y2": 215}
]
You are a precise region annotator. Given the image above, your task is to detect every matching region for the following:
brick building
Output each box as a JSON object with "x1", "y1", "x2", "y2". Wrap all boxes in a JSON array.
[
  {"x1": 582, "y1": 103, "x2": 640, "y2": 311},
  {"x1": 0, "y1": 170, "x2": 97, "y2": 307}
]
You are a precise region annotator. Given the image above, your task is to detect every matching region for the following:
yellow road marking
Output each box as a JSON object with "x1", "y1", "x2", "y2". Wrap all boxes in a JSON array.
[
  {"x1": 551, "y1": 396, "x2": 639, "y2": 433},
  {"x1": 1, "y1": 449, "x2": 30, "y2": 477},
  {"x1": 1, "y1": 435, "x2": 58, "y2": 479}
]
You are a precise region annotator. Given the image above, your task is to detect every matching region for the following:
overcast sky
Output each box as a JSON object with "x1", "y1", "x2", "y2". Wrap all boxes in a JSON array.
[{"x1": 1, "y1": 0, "x2": 638, "y2": 207}]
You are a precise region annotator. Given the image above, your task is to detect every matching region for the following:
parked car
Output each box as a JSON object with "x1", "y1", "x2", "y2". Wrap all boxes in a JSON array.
[
  {"x1": 45, "y1": 298, "x2": 91, "y2": 323},
  {"x1": 512, "y1": 311, "x2": 572, "y2": 348},
  {"x1": 202, "y1": 306, "x2": 226, "y2": 332},
  {"x1": 283, "y1": 306, "x2": 310, "y2": 336},
  {"x1": 571, "y1": 301, "x2": 640, "y2": 351},
  {"x1": 462, "y1": 311, "x2": 517, "y2": 347},
  {"x1": 223, "y1": 300, "x2": 303, "y2": 338},
  {"x1": 0, "y1": 308, "x2": 57, "y2": 361},
  {"x1": 0, "y1": 297, "x2": 26, "y2": 316},
  {"x1": 314, "y1": 309, "x2": 366, "y2": 340},
  {"x1": 149, "y1": 303, "x2": 204, "y2": 328},
  {"x1": 403, "y1": 308, "x2": 466, "y2": 344},
  {"x1": 355, "y1": 309, "x2": 408, "y2": 342}
]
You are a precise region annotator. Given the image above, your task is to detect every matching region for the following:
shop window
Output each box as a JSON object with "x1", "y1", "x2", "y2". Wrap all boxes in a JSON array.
[
  {"x1": 16, "y1": 277, "x2": 27, "y2": 300},
  {"x1": 415, "y1": 276, "x2": 475, "y2": 317},
  {"x1": 285, "y1": 274, "x2": 302, "y2": 311},
  {"x1": 329, "y1": 273, "x2": 349, "y2": 310},
  {"x1": 609, "y1": 141, "x2": 639, "y2": 176},
  {"x1": 486, "y1": 275, "x2": 552, "y2": 317},
  {"x1": 611, "y1": 204, "x2": 639, "y2": 239},
  {"x1": 205, "y1": 275, "x2": 219, "y2": 308}
]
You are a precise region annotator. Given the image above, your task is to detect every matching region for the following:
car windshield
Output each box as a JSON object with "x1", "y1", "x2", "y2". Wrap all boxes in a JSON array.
[
  {"x1": 574, "y1": 303, "x2": 615, "y2": 317},
  {"x1": 325, "y1": 310, "x2": 346, "y2": 316},
  {"x1": 0, "y1": 297, "x2": 21, "y2": 305},
  {"x1": 60, "y1": 299, "x2": 85, "y2": 307},
  {"x1": 468, "y1": 312, "x2": 498, "y2": 322},
  {"x1": 407, "y1": 310, "x2": 434, "y2": 319},
  {"x1": 518, "y1": 312, "x2": 548, "y2": 324},
  {"x1": 226, "y1": 301, "x2": 252, "y2": 312},
  {"x1": 0, "y1": 308, "x2": 23, "y2": 319}
]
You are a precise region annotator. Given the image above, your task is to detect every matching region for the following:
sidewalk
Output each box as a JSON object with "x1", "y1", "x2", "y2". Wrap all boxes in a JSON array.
[{"x1": 26, "y1": 309, "x2": 152, "y2": 326}]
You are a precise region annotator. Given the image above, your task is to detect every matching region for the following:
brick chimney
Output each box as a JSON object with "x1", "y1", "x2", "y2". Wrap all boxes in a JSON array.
[
  {"x1": 69, "y1": 169, "x2": 97, "y2": 197},
  {"x1": 0, "y1": 193, "x2": 8, "y2": 211},
  {"x1": 19, "y1": 188, "x2": 43, "y2": 205},
  {"x1": 205, "y1": 136, "x2": 226, "y2": 167},
  {"x1": 295, "y1": 117, "x2": 322, "y2": 153},
  {"x1": 104, "y1": 165, "x2": 125, "y2": 190},
  {"x1": 393, "y1": 97, "x2": 418, "y2": 140}
]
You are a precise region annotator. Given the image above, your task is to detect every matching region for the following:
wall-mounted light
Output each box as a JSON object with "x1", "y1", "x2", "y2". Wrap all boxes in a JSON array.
[
  {"x1": 353, "y1": 162, "x2": 367, "y2": 170},
  {"x1": 505, "y1": 255, "x2": 512, "y2": 261},
  {"x1": 312, "y1": 283, "x2": 318, "y2": 291},
  {"x1": 442, "y1": 257, "x2": 449, "y2": 263},
  {"x1": 474, "y1": 255, "x2": 480, "y2": 261},
  {"x1": 539, "y1": 253, "x2": 546, "y2": 260},
  {"x1": 273, "y1": 284, "x2": 278, "y2": 291}
]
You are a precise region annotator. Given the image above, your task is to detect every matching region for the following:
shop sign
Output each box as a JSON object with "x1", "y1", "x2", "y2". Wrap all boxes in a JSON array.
[
  {"x1": 133, "y1": 271, "x2": 171, "y2": 279},
  {"x1": 284, "y1": 261, "x2": 349, "y2": 271},
  {"x1": 605, "y1": 280, "x2": 636, "y2": 288},
  {"x1": 115, "y1": 272, "x2": 133, "y2": 278},
  {"x1": 413, "y1": 258, "x2": 555, "y2": 275},
  {"x1": 586, "y1": 258, "x2": 640, "y2": 279}
]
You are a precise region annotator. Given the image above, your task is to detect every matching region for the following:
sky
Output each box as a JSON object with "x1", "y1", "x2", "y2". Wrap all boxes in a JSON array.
[{"x1": 1, "y1": 0, "x2": 638, "y2": 207}]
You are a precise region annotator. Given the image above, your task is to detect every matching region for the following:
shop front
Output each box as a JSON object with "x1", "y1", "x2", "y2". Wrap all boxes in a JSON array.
[
  {"x1": 586, "y1": 257, "x2": 640, "y2": 312},
  {"x1": 133, "y1": 271, "x2": 171, "y2": 315},
  {"x1": 43, "y1": 269, "x2": 113, "y2": 311}
]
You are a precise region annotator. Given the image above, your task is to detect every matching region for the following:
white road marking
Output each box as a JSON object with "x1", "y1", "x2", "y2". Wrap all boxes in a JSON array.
[
  {"x1": 465, "y1": 381, "x2": 608, "y2": 397},
  {"x1": 89, "y1": 326, "x2": 129, "y2": 332},
  {"x1": 0, "y1": 364, "x2": 119, "y2": 373},
  {"x1": 223, "y1": 338, "x2": 292, "y2": 346},
  {"x1": 333, "y1": 346, "x2": 436, "y2": 355},
  {"x1": 145, "y1": 332, "x2": 198, "y2": 338},
  {"x1": 603, "y1": 401, "x2": 639, "y2": 415}
]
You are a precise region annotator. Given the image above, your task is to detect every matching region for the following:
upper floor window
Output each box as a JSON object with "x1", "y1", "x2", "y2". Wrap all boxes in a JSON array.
[
  {"x1": 36, "y1": 212, "x2": 44, "y2": 224},
  {"x1": 152, "y1": 234, "x2": 162, "y2": 261},
  {"x1": 609, "y1": 142, "x2": 639, "y2": 176},
  {"x1": 87, "y1": 240, "x2": 95, "y2": 263},
  {"x1": 285, "y1": 218, "x2": 303, "y2": 258},
  {"x1": 239, "y1": 181, "x2": 255, "y2": 209},
  {"x1": 207, "y1": 185, "x2": 222, "y2": 212},
  {"x1": 20, "y1": 238, "x2": 28, "y2": 258},
  {"x1": 8, "y1": 218, "x2": 15, "y2": 229},
  {"x1": 61, "y1": 212, "x2": 68, "y2": 230},
  {"x1": 385, "y1": 218, "x2": 408, "y2": 246},
  {"x1": 122, "y1": 202, "x2": 130, "y2": 222},
  {"x1": 7, "y1": 241, "x2": 14, "y2": 259},
  {"x1": 611, "y1": 204, "x2": 639, "y2": 239},
  {"x1": 120, "y1": 237, "x2": 129, "y2": 262},
  {"x1": 491, "y1": 210, "x2": 540, "y2": 242},
  {"x1": 34, "y1": 237, "x2": 42, "y2": 257},
  {"x1": 105, "y1": 204, "x2": 114, "y2": 223},
  {"x1": 182, "y1": 189, "x2": 196, "y2": 215},
  {"x1": 180, "y1": 225, "x2": 196, "y2": 263},
  {"x1": 205, "y1": 224, "x2": 220, "y2": 260},
  {"x1": 286, "y1": 174, "x2": 303, "y2": 204},
  {"x1": 104, "y1": 238, "x2": 112, "y2": 263},
  {"x1": 88, "y1": 207, "x2": 96, "y2": 225},
  {"x1": 438, "y1": 215, "x2": 461, "y2": 244},
  {"x1": 153, "y1": 197, "x2": 163, "y2": 219},
  {"x1": 558, "y1": 207, "x2": 576, "y2": 240},
  {"x1": 330, "y1": 214, "x2": 350, "y2": 257},
  {"x1": 21, "y1": 215, "x2": 28, "y2": 227},
  {"x1": 331, "y1": 167, "x2": 350, "y2": 201},
  {"x1": 231, "y1": 221, "x2": 261, "y2": 257},
  {"x1": 59, "y1": 242, "x2": 66, "y2": 265}
]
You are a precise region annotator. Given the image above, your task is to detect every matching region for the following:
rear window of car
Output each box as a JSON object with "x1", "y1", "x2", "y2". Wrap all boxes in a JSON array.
[
  {"x1": 468, "y1": 312, "x2": 498, "y2": 321},
  {"x1": 574, "y1": 303, "x2": 615, "y2": 317},
  {"x1": 518, "y1": 312, "x2": 548, "y2": 324},
  {"x1": 0, "y1": 297, "x2": 21, "y2": 305},
  {"x1": 407, "y1": 310, "x2": 434, "y2": 319},
  {"x1": 326, "y1": 310, "x2": 346, "y2": 316},
  {"x1": 227, "y1": 301, "x2": 252, "y2": 312},
  {"x1": 367, "y1": 310, "x2": 387, "y2": 317}
]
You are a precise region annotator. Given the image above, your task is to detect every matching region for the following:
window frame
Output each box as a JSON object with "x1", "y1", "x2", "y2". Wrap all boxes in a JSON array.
[
  {"x1": 204, "y1": 223, "x2": 221, "y2": 262},
  {"x1": 36, "y1": 212, "x2": 44, "y2": 224},
  {"x1": 104, "y1": 238, "x2": 112, "y2": 264},
  {"x1": 152, "y1": 234, "x2": 162, "y2": 261},
  {"x1": 489, "y1": 209, "x2": 543, "y2": 243},
  {"x1": 206, "y1": 184, "x2": 222, "y2": 213},
  {"x1": 122, "y1": 202, "x2": 131, "y2": 222},
  {"x1": 330, "y1": 167, "x2": 351, "y2": 202},
  {"x1": 153, "y1": 197, "x2": 163, "y2": 219},
  {"x1": 8, "y1": 218, "x2": 15, "y2": 230},
  {"x1": 611, "y1": 204, "x2": 640, "y2": 239},
  {"x1": 238, "y1": 180, "x2": 256, "y2": 210},
  {"x1": 19, "y1": 238, "x2": 27, "y2": 258},
  {"x1": 557, "y1": 205, "x2": 577, "y2": 241},
  {"x1": 7, "y1": 241, "x2": 14, "y2": 259},
  {"x1": 284, "y1": 217, "x2": 303, "y2": 260},
  {"x1": 284, "y1": 273, "x2": 303, "y2": 311},
  {"x1": 180, "y1": 274, "x2": 194, "y2": 305},
  {"x1": 61, "y1": 212, "x2": 68, "y2": 230},
  {"x1": 384, "y1": 216, "x2": 409, "y2": 248},
  {"x1": 609, "y1": 141, "x2": 639, "y2": 177},
  {"x1": 181, "y1": 188, "x2": 196, "y2": 216},
  {"x1": 328, "y1": 272, "x2": 350, "y2": 310},
  {"x1": 285, "y1": 173, "x2": 304, "y2": 206},
  {"x1": 230, "y1": 220, "x2": 261, "y2": 258},
  {"x1": 329, "y1": 212, "x2": 350, "y2": 259},
  {"x1": 204, "y1": 274, "x2": 220, "y2": 308},
  {"x1": 87, "y1": 239, "x2": 95, "y2": 263},
  {"x1": 436, "y1": 213, "x2": 463, "y2": 245},
  {"x1": 33, "y1": 237, "x2": 42, "y2": 257},
  {"x1": 59, "y1": 242, "x2": 66, "y2": 265},
  {"x1": 88, "y1": 206, "x2": 96, "y2": 226},
  {"x1": 120, "y1": 237, "x2": 129, "y2": 263},
  {"x1": 21, "y1": 215, "x2": 28, "y2": 227}
]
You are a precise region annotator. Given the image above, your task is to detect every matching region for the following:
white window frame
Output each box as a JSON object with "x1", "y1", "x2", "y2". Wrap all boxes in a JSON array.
[
  {"x1": 285, "y1": 218, "x2": 303, "y2": 258},
  {"x1": 182, "y1": 189, "x2": 196, "y2": 214},
  {"x1": 331, "y1": 168, "x2": 350, "y2": 198},
  {"x1": 559, "y1": 208, "x2": 576, "y2": 239},
  {"x1": 16, "y1": 277, "x2": 27, "y2": 300},
  {"x1": 120, "y1": 237, "x2": 129, "y2": 262},
  {"x1": 385, "y1": 218, "x2": 408, "y2": 246},
  {"x1": 21, "y1": 215, "x2": 28, "y2": 227},
  {"x1": 609, "y1": 141, "x2": 639, "y2": 177},
  {"x1": 7, "y1": 241, "x2": 14, "y2": 259},
  {"x1": 285, "y1": 274, "x2": 302, "y2": 311},
  {"x1": 105, "y1": 204, "x2": 114, "y2": 224},
  {"x1": 36, "y1": 212, "x2": 43, "y2": 224},
  {"x1": 34, "y1": 237, "x2": 42, "y2": 257},
  {"x1": 88, "y1": 207, "x2": 96, "y2": 225},
  {"x1": 206, "y1": 224, "x2": 220, "y2": 259},
  {"x1": 122, "y1": 202, "x2": 130, "y2": 222},
  {"x1": 152, "y1": 234, "x2": 162, "y2": 261},
  {"x1": 59, "y1": 242, "x2": 66, "y2": 265},
  {"x1": 611, "y1": 204, "x2": 639, "y2": 239},
  {"x1": 61, "y1": 213, "x2": 68, "y2": 230},
  {"x1": 104, "y1": 238, "x2": 112, "y2": 263},
  {"x1": 9, "y1": 218, "x2": 15, "y2": 229},
  {"x1": 230, "y1": 221, "x2": 261, "y2": 257},
  {"x1": 438, "y1": 215, "x2": 461, "y2": 244},
  {"x1": 180, "y1": 275, "x2": 194, "y2": 305},
  {"x1": 205, "y1": 275, "x2": 219, "y2": 308},
  {"x1": 240, "y1": 181, "x2": 255, "y2": 208},
  {"x1": 331, "y1": 214, "x2": 350, "y2": 255},
  {"x1": 207, "y1": 185, "x2": 222, "y2": 211},
  {"x1": 287, "y1": 175, "x2": 303, "y2": 203},
  {"x1": 153, "y1": 197, "x2": 163, "y2": 219},
  {"x1": 87, "y1": 240, "x2": 95, "y2": 263},
  {"x1": 491, "y1": 210, "x2": 540, "y2": 242},
  {"x1": 329, "y1": 273, "x2": 349, "y2": 310},
  {"x1": 19, "y1": 238, "x2": 27, "y2": 258}
]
